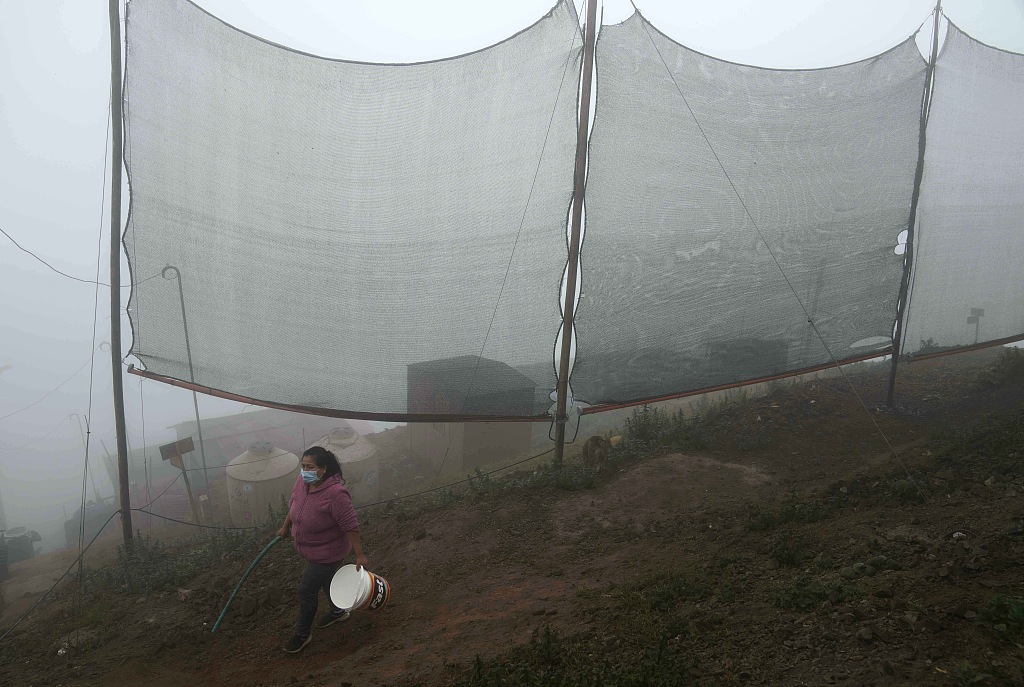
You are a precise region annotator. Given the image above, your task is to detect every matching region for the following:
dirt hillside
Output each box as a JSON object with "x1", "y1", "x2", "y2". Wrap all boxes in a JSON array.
[{"x1": 1, "y1": 347, "x2": 1023, "y2": 686}]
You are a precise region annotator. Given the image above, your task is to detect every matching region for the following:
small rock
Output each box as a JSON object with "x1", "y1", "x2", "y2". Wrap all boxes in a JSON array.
[
  {"x1": 840, "y1": 567, "x2": 858, "y2": 580},
  {"x1": 856, "y1": 627, "x2": 874, "y2": 642}
]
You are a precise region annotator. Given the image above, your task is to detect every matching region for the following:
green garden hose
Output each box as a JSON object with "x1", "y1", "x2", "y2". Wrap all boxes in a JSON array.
[{"x1": 211, "y1": 535, "x2": 281, "y2": 634}]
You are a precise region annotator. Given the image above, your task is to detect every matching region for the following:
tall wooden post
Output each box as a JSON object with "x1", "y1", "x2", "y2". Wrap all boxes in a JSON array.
[
  {"x1": 109, "y1": 0, "x2": 134, "y2": 547},
  {"x1": 887, "y1": 0, "x2": 943, "y2": 407},
  {"x1": 554, "y1": 0, "x2": 598, "y2": 467}
]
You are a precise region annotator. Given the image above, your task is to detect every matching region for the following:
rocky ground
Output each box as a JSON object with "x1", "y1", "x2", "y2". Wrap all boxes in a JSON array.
[{"x1": 1, "y1": 347, "x2": 1023, "y2": 686}]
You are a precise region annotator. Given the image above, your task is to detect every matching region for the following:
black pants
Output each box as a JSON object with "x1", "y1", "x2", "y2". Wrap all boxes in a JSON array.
[{"x1": 295, "y1": 560, "x2": 344, "y2": 639}]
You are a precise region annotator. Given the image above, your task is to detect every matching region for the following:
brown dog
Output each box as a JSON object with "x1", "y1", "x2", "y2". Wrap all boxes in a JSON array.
[{"x1": 580, "y1": 435, "x2": 612, "y2": 470}]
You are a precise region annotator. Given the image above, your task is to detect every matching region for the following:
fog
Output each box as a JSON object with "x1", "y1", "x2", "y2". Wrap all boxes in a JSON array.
[{"x1": 2, "y1": 0, "x2": 1023, "y2": 554}]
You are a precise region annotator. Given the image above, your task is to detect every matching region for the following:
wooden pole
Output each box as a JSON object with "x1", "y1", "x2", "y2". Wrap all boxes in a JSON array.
[
  {"x1": 109, "y1": 0, "x2": 134, "y2": 547},
  {"x1": 887, "y1": 0, "x2": 943, "y2": 408},
  {"x1": 179, "y1": 463, "x2": 202, "y2": 524},
  {"x1": 554, "y1": 0, "x2": 598, "y2": 467}
]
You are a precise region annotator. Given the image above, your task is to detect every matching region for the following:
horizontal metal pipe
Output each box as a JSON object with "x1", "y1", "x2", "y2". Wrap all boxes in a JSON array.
[
  {"x1": 579, "y1": 349, "x2": 893, "y2": 415},
  {"x1": 906, "y1": 333, "x2": 1024, "y2": 363},
  {"x1": 126, "y1": 365, "x2": 551, "y2": 423}
]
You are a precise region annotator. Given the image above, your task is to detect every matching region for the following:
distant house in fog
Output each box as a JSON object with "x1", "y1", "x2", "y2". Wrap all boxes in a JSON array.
[
  {"x1": 171, "y1": 408, "x2": 360, "y2": 475},
  {"x1": 407, "y1": 356, "x2": 535, "y2": 474}
]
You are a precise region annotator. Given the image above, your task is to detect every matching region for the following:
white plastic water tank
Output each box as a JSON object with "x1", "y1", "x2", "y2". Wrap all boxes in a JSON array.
[
  {"x1": 225, "y1": 441, "x2": 299, "y2": 528},
  {"x1": 315, "y1": 427, "x2": 380, "y2": 506}
]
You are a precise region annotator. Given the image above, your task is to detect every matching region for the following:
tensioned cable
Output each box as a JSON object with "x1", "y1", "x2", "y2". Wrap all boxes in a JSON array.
[
  {"x1": 130, "y1": 508, "x2": 257, "y2": 530},
  {"x1": 0, "y1": 510, "x2": 121, "y2": 644},
  {"x1": 892, "y1": 22, "x2": 937, "y2": 361},
  {"x1": 898, "y1": 10, "x2": 946, "y2": 355},
  {"x1": 430, "y1": 15, "x2": 585, "y2": 486},
  {"x1": 0, "y1": 417, "x2": 69, "y2": 451},
  {"x1": 136, "y1": 471, "x2": 183, "y2": 510},
  {"x1": 178, "y1": 448, "x2": 293, "y2": 472},
  {"x1": 0, "y1": 356, "x2": 92, "y2": 422},
  {"x1": 75, "y1": 106, "x2": 113, "y2": 639},
  {"x1": 139, "y1": 381, "x2": 151, "y2": 505},
  {"x1": 364, "y1": 446, "x2": 555, "y2": 510},
  {"x1": 0, "y1": 226, "x2": 161, "y2": 288},
  {"x1": 0, "y1": 444, "x2": 559, "y2": 642},
  {"x1": 142, "y1": 445, "x2": 558, "y2": 532},
  {"x1": 629, "y1": 2, "x2": 925, "y2": 497}
]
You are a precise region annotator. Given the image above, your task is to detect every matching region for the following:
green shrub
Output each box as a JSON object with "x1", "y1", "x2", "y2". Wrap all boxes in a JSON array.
[
  {"x1": 622, "y1": 405, "x2": 711, "y2": 453},
  {"x1": 976, "y1": 595, "x2": 1024, "y2": 640},
  {"x1": 83, "y1": 524, "x2": 272, "y2": 595},
  {"x1": 977, "y1": 348, "x2": 1024, "y2": 388}
]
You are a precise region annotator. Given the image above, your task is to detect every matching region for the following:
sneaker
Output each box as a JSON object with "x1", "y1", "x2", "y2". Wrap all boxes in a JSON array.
[
  {"x1": 282, "y1": 634, "x2": 311, "y2": 654},
  {"x1": 315, "y1": 609, "x2": 351, "y2": 629}
]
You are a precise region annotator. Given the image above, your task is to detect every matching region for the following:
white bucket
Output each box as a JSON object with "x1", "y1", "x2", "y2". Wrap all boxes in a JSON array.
[{"x1": 329, "y1": 564, "x2": 391, "y2": 612}]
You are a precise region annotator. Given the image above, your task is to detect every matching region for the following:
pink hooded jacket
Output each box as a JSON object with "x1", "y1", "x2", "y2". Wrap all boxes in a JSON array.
[{"x1": 288, "y1": 474, "x2": 359, "y2": 564}]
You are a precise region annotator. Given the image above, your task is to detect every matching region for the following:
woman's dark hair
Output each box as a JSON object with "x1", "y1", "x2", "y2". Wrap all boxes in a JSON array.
[{"x1": 303, "y1": 446, "x2": 344, "y2": 482}]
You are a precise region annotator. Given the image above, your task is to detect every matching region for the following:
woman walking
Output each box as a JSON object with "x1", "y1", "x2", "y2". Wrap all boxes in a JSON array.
[{"x1": 278, "y1": 446, "x2": 369, "y2": 653}]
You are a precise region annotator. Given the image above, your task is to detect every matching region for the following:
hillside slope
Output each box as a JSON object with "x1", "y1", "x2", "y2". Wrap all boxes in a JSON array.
[{"x1": 2, "y1": 348, "x2": 1023, "y2": 687}]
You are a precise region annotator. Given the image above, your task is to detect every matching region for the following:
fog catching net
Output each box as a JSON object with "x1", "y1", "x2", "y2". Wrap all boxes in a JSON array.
[
  {"x1": 125, "y1": 1, "x2": 1022, "y2": 420},
  {"x1": 901, "y1": 23, "x2": 1024, "y2": 357},
  {"x1": 124, "y1": 0, "x2": 582, "y2": 418},
  {"x1": 571, "y1": 15, "x2": 928, "y2": 406}
]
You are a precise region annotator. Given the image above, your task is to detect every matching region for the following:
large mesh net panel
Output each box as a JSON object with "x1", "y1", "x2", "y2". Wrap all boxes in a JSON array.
[
  {"x1": 124, "y1": 0, "x2": 582, "y2": 418},
  {"x1": 572, "y1": 15, "x2": 927, "y2": 406},
  {"x1": 902, "y1": 23, "x2": 1024, "y2": 357}
]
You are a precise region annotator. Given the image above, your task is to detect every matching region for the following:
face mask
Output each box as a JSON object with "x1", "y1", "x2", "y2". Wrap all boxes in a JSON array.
[{"x1": 300, "y1": 469, "x2": 319, "y2": 484}]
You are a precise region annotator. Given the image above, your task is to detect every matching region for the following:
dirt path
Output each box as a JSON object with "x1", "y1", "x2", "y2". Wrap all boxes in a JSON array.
[{"x1": 2, "y1": 348, "x2": 1023, "y2": 686}]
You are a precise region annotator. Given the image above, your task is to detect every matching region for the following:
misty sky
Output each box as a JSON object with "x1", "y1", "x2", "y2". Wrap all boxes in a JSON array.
[{"x1": 2, "y1": 0, "x2": 1023, "y2": 534}]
